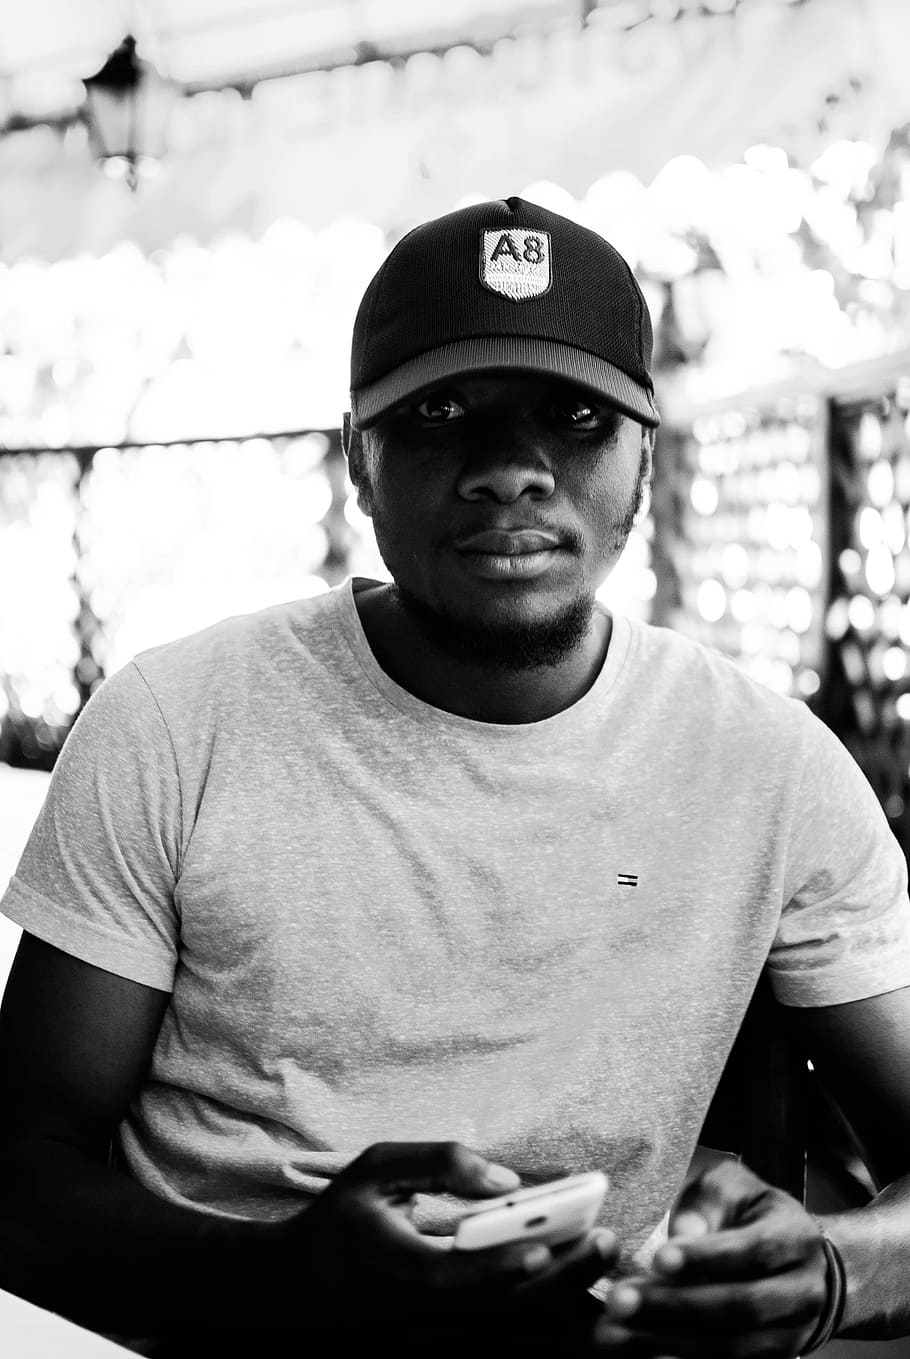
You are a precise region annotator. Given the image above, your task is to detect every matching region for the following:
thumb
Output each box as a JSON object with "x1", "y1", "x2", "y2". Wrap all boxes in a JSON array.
[
  {"x1": 669, "y1": 1159, "x2": 764, "y2": 1239},
  {"x1": 341, "y1": 1140, "x2": 521, "y2": 1199}
]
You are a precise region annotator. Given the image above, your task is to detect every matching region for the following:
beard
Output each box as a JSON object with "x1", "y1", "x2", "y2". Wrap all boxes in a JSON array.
[
  {"x1": 388, "y1": 579, "x2": 594, "y2": 673},
  {"x1": 380, "y1": 449, "x2": 650, "y2": 675}
]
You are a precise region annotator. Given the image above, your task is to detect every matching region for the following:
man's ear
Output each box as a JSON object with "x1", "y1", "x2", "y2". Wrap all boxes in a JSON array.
[
  {"x1": 342, "y1": 413, "x2": 373, "y2": 516},
  {"x1": 641, "y1": 426, "x2": 655, "y2": 483},
  {"x1": 633, "y1": 426, "x2": 655, "y2": 525},
  {"x1": 341, "y1": 412, "x2": 355, "y2": 459}
]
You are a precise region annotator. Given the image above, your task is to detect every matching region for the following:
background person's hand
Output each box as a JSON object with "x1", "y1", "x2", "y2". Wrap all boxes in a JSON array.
[
  {"x1": 593, "y1": 1160, "x2": 830, "y2": 1358},
  {"x1": 284, "y1": 1140, "x2": 617, "y2": 1340}
]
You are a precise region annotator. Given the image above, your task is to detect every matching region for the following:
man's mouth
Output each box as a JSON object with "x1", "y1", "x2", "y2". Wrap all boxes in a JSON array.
[{"x1": 454, "y1": 529, "x2": 564, "y2": 556}]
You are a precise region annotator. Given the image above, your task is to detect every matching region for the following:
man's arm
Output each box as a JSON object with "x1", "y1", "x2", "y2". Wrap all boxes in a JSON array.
[
  {"x1": 593, "y1": 986, "x2": 910, "y2": 1356},
  {"x1": 0, "y1": 933, "x2": 614, "y2": 1346},
  {"x1": 788, "y1": 985, "x2": 910, "y2": 1339},
  {"x1": 0, "y1": 932, "x2": 283, "y2": 1335}
]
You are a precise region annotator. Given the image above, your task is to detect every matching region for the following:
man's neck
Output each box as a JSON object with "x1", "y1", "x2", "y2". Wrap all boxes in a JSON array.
[{"x1": 353, "y1": 584, "x2": 612, "y2": 725}]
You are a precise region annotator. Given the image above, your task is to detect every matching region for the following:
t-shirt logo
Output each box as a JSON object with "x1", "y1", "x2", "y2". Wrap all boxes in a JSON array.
[{"x1": 480, "y1": 229, "x2": 552, "y2": 301}]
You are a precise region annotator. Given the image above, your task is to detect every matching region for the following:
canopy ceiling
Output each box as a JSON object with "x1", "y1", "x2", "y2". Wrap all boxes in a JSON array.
[
  {"x1": 2, "y1": 0, "x2": 582, "y2": 113},
  {"x1": 1, "y1": 0, "x2": 909, "y2": 260}
]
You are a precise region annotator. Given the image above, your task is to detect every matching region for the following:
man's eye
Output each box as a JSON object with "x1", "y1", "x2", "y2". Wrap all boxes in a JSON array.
[
  {"x1": 548, "y1": 403, "x2": 602, "y2": 428},
  {"x1": 414, "y1": 395, "x2": 464, "y2": 423}
]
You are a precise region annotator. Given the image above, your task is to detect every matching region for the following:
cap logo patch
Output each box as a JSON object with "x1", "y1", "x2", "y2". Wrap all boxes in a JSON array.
[{"x1": 480, "y1": 229, "x2": 551, "y2": 301}]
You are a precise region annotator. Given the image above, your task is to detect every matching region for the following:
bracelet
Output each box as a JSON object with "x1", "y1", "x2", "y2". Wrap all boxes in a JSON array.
[{"x1": 802, "y1": 1232, "x2": 848, "y2": 1354}]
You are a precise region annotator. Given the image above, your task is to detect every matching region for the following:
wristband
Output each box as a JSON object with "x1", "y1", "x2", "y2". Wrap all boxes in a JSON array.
[{"x1": 802, "y1": 1232, "x2": 848, "y2": 1354}]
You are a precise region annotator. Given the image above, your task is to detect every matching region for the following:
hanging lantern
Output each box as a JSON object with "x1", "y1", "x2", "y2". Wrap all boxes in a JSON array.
[
  {"x1": 668, "y1": 235, "x2": 729, "y2": 361},
  {"x1": 81, "y1": 35, "x2": 178, "y2": 191}
]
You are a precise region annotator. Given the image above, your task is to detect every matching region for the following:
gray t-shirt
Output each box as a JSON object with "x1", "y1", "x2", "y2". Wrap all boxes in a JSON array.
[{"x1": 4, "y1": 575, "x2": 910, "y2": 1263}]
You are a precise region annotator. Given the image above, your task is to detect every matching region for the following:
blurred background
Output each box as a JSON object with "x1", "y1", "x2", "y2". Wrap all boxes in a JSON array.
[{"x1": 2, "y1": 8, "x2": 910, "y2": 1343}]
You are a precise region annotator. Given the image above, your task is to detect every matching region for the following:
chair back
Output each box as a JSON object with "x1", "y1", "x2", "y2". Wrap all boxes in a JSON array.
[{"x1": 698, "y1": 972, "x2": 809, "y2": 1202}]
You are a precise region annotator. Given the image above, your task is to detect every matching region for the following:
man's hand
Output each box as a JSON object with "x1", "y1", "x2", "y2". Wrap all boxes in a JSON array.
[
  {"x1": 281, "y1": 1141, "x2": 617, "y2": 1341},
  {"x1": 594, "y1": 1160, "x2": 830, "y2": 1358}
]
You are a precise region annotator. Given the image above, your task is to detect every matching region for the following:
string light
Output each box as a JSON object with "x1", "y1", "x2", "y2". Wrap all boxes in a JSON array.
[{"x1": 671, "y1": 397, "x2": 826, "y2": 697}]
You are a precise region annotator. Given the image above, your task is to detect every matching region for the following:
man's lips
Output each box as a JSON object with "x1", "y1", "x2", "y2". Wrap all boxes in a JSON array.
[{"x1": 454, "y1": 530, "x2": 564, "y2": 556}]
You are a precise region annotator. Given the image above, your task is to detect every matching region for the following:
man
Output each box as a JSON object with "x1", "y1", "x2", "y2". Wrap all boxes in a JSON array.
[{"x1": 1, "y1": 196, "x2": 910, "y2": 1358}]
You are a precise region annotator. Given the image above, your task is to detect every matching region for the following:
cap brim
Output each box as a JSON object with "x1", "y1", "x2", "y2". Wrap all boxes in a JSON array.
[{"x1": 350, "y1": 337, "x2": 660, "y2": 430}]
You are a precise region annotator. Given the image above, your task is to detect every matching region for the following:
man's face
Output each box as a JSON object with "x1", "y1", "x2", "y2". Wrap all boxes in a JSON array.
[{"x1": 345, "y1": 372, "x2": 654, "y2": 671}]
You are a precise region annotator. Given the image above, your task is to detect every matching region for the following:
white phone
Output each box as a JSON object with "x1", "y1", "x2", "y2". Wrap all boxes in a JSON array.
[{"x1": 452, "y1": 1170, "x2": 608, "y2": 1251}]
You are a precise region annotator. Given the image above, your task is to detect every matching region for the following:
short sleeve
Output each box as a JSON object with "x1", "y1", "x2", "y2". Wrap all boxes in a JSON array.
[
  {"x1": 768, "y1": 706, "x2": 910, "y2": 1007},
  {"x1": 0, "y1": 662, "x2": 181, "y2": 990}
]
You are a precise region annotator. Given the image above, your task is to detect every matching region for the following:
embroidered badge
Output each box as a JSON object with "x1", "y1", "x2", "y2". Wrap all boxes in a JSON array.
[
  {"x1": 616, "y1": 873, "x2": 639, "y2": 887},
  {"x1": 480, "y1": 229, "x2": 552, "y2": 301}
]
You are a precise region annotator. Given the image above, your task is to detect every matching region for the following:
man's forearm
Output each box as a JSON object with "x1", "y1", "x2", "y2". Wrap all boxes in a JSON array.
[
  {"x1": 821, "y1": 1173, "x2": 910, "y2": 1339},
  {"x1": 0, "y1": 1136, "x2": 291, "y2": 1335}
]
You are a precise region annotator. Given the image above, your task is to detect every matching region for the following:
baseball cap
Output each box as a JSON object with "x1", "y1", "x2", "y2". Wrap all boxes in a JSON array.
[{"x1": 349, "y1": 195, "x2": 660, "y2": 430}]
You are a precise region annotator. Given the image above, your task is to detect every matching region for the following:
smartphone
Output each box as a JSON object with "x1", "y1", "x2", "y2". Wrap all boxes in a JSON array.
[{"x1": 452, "y1": 1170, "x2": 608, "y2": 1251}]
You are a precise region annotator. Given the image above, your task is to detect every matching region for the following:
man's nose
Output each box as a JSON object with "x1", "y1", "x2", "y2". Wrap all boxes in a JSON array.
[{"x1": 457, "y1": 428, "x2": 556, "y2": 502}]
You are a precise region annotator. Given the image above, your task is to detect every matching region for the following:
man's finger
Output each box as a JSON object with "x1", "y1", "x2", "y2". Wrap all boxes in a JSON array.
[
  {"x1": 510, "y1": 1230, "x2": 618, "y2": 1308},
  {"x1": 669, "y1": 1159, "x2": 769, "y2": 1237},
  {"x1": 339, "y1": 1140, "x2": 520, "y2": 1198},
  {"x1": 652, "y1": 1221, "x2": 819, "y2": 1281},
  {"x1": 604, "y1": 1271, "x2": 822, "y2": 1334},
  {"x1": 594, "y1": 1317, "x2": 807, "y2": 1358}
]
